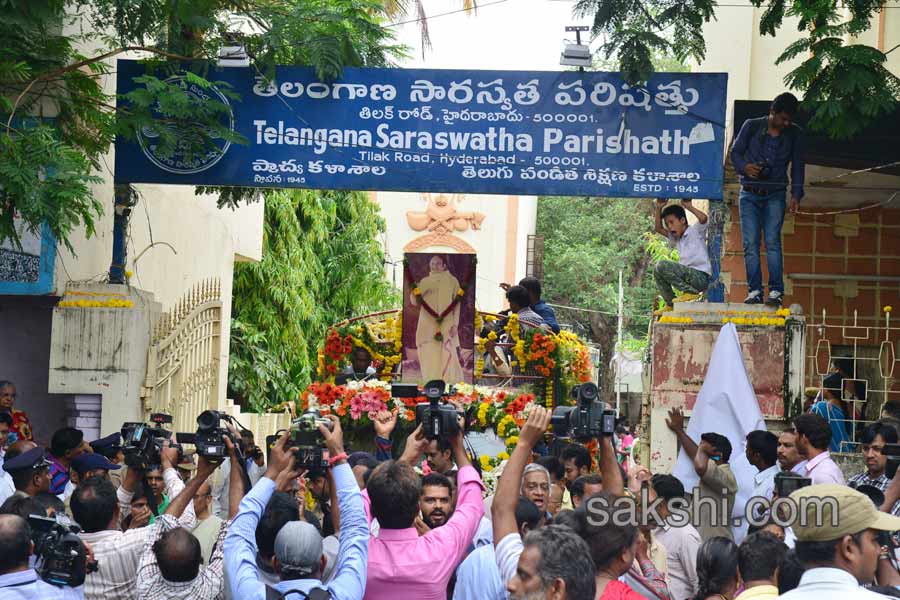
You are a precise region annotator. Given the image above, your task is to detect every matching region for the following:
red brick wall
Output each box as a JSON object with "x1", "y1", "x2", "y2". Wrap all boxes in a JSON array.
[
  {"x1": 720, "y1": 197, "x2": 900, "y2": 327},
  {"x1": 718, "y1": 191, "x2": 900, "y2": 403}
]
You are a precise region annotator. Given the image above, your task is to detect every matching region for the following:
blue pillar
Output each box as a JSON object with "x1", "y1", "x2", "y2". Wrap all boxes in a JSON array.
[
  {"x1": 706, "y1": 200, "x2": 726, "y2": 303},
  {"x1": 109, "y1": 184, "x2": 134, "y2": 284}
]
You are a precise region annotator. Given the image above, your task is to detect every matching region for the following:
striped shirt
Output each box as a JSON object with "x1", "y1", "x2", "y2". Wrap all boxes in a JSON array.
[
  {"x1": 847, "y1": 471, "x2": 890, "y2": 492},
  {"x1": 80, "y1": 467, "x2": 195, "y2": 600},
  {"x1": 135, "y1": 514, "x2": 229, "y2": 600},
  {"x1": 47, "y1": 454, "x2": 69, "y2": 496}
]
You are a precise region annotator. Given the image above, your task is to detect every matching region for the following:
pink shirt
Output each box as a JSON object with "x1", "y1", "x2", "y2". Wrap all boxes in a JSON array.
[
  {"x1": 362, "y1": 464, "x2": 485, "y2": 600},
  {"x1": 803, "y1": 451, "x2": 845, "y2": 486}
]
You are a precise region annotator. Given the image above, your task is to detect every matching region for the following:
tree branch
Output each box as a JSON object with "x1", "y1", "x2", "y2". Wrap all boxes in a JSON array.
[{"x1": 6, "y1": 46, "x2": 196, "y2": 133}]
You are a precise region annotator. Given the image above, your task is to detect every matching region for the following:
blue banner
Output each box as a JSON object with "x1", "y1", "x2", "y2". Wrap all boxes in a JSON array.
[{"x1": 115, "y1": 60, "x2": 727, "y2": 199}]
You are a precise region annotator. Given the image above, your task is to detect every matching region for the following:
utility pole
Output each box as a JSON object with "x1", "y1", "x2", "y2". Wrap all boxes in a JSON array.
[{"x1": 616, "y1": 269, "x2": 623, "y2": 415}]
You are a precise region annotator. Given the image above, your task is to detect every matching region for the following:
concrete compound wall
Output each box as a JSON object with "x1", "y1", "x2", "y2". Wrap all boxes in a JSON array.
[{"x1": 0, "y1": 296, "x2": 62, "y2": 443}]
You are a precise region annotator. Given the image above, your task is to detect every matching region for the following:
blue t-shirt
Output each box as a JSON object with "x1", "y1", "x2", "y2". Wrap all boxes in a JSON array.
[{"x1": 811, "y1": 401, "x2": 850, "y2": 453}]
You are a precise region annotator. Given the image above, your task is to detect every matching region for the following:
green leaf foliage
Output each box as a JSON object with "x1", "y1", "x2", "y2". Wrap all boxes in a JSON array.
[
  {"x1": 1, "y1": 0, "x2": 405, "y2": 247},
  {"x1": 228, "y1": 189, "x2": 395, "y2": 412},
  {"x1": 576, "y1": 0, "x2": 897, "y2": 138},
  {"x1": 535, "y1": 196, "x2": 656, "y2": 383}
]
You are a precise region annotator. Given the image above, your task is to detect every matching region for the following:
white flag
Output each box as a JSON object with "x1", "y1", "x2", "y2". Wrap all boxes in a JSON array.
[{"x1": 671, "y1": 322, "x2": 766, "y2": 544}]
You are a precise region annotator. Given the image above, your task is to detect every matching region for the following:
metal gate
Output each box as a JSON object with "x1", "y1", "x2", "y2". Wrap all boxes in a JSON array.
[
  {"x1": 142, "y1": 280, "x2": 223, "y2": 434},
  {"x1": 803, "y1": 308, "x2": 899, "y2": 451}
]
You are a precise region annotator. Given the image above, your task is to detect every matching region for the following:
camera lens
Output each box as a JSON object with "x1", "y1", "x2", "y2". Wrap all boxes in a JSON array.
[
  {"x1": 196, "y1": 410, "x2": 219, "y2": 431},
  {"x1": 578, "y1": 382, "x2": 599, "y2": 402}
]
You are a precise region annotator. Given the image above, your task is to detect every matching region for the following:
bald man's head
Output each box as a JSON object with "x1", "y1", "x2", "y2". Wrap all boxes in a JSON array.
[
  {"x1": 0, "y1": 514, "x2": 32, "y2": 574},
  {"x1": 152, "y1": 526, "x2": 202, "y2": 582},
  {"x1": 192, "y1": 480, "x2": 213, "y2": 518}
]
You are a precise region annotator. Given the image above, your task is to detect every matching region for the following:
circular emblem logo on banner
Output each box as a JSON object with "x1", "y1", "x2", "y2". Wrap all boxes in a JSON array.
[{"x1": 136, "y1": 75, "x2": 235, "y2": 175}]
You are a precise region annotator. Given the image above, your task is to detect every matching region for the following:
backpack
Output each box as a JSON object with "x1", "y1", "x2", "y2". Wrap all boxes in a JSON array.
[{"x1": 265, "y1": 584, "x2": 331, "y2": 600}]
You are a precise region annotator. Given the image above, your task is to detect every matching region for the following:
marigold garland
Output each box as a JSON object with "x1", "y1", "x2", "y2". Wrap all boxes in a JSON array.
[
  {"x1": 317, "y1": 314, "x2": 403, "y2": 382},
  {"x1": 297, "y1": 380, "x2": 552, "y2": 444}
]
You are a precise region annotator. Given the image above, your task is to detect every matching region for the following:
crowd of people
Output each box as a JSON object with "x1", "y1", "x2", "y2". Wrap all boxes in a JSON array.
[{"x1": 4, "y1": 370, "x2": 900, "y2": 600}]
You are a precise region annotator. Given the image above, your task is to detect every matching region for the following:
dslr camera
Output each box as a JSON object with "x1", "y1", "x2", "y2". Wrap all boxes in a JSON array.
[
  {"x1": 28, "y1": 514, "x2": 98, "y2": 588},
  {"x1": 394, "y1": 380, "x2": 463, "y2": 441},
  {"x1": 289, "y1": 408, "x2": 334, "y2": 469},
  {"x1": 550, "y1": 383, "x2": 616, "y2": 441},
  {"x1": 121, "y1": 413, "x2": 177, "y2": 470},
  {"x1": 774, "y1": 471, "x2": 811, "y2": 497},
  {"x1": 177, "y1": 410, "x2": 234, "y2": 460},
  {"x1": 884, "y1": 443, "x2": 900, "y2": 480}
]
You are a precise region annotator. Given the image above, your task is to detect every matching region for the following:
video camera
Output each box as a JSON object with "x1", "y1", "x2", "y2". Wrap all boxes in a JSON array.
[
  {"x1": 393, "y1": 380, "x2": 463, "y2": 441},
  {"x1": 265, "y1": 408, "x2": 334, "y2": 470},
  {"x1": 121, "y1": 413, "x2": 178, "y2": 470},
  {"x1": 176, "y1": 410, "x2": 236, "y2": 461},
  {"x1": 550, "y1": 383, "x2": 615, "y2": 441},
  {"x1": 28, "y1": 514, "x2": 98, "y2": 588}
]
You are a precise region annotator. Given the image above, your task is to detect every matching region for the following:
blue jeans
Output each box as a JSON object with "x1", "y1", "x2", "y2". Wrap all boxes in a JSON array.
[{"x1": 739, "y1": 189, "x2": 786, "y2": 293}]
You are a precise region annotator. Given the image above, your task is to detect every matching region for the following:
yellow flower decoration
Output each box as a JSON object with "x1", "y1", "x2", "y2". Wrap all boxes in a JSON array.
[
  {"x1": 658, "y1": 316, "x2": 693, "y2": 324},
  {"x1": 413, "y1": 287, "x2": 421, "y2": 296},
  {"x1": 496, "y1": 451, "x2": 509, "y2": 461},
  {"x1": 479, "y1": 455, "x2": 493, "y2": 472},
  {"x1": 505, "y1": 435, "x2": 519, "y2": 449},
  {"x1": 457, "y1": 288, "x2": 465, "y2": 297}
]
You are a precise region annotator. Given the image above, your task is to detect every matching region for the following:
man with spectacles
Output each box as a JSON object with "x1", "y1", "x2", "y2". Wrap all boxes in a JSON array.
[
  {"x1": 191, "y1": 480, "x2": 222, "y2": 564},
  {"x1": 849, "y1": 422, "x2": 898, "y2": 492},
  {"x1": 520, "y1": 464, "x2": 552, "y2": 516}
]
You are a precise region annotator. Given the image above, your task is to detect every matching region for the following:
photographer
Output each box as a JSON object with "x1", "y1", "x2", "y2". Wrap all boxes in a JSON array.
[
  {"x1": 729, "y1": 92, "x2": 803, "y2": 307},
  {"x1": 133, "y1": 450, "x2": 226, "y2": 600},
  {"x1": 212, "y1": 429, "x2": 264, "y2": 519},
  {"x1": 74, "y1": 441, "x2": 208, "y2": 600},
  {"x1": 118, "y1": 443, "x2": 197, "y2": 530},
  {"x1": 225, "y1": 416, "x2": 368, "y2": 600},
  {"x1": 0, "y1": 513, "x2": 84, "y2": 599},
  {"x1": 363, "y1": 420, "x2": 484, "y2": 599},
  {"x1": 240, "y1": 430, "x2": 266, "y2": 485}
]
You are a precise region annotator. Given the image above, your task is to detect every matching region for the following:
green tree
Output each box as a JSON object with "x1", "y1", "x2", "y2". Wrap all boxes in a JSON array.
[
  {"x1": 0, "y1": 0, "x2": 403, "y2": 248},
  {"x1": 574, "y1": 0, "x2": 900, "y2": 138},
  {"x1": 228, "y1": 189, "x2": 395, "y2": 411},
  {"x1": 535, "y1": 196, "x2": 657, "y2": 389}
]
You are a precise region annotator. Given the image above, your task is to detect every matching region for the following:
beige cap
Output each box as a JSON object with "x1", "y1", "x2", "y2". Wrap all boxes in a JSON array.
[{"x1": 789, "y1": 484, "x2": 900, "y2": 542}]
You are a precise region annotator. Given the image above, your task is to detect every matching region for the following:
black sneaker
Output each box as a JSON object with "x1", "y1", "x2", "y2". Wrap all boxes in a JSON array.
[
  {"x1": 765, "y1": 290, "x2": 784, "y2": 307},
  {"x1": 744, "y1": 290, "x2": 763, "y2": 304}
]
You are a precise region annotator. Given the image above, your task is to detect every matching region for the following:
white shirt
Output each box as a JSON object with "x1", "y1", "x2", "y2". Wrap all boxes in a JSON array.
[
  {"x1": 778, "y1": 567, "x2": 887, "y2": 600},
  {"x1": 749, "y1": 464, "x2": 780, "y2": 518},
  {"x1": 494, "y1": 532, "x2": 523, "y2": 587},
  {"x1": 655, "y1": 522, "x2": 702, "y2": 600},
  {"x1": 0, "y1": 469, "x2": 15, "y2": 507},
  {"x1": 212, "y1": 457, "x2": 265, "y2": 519},
  {"x1": 669, "y1": 222, "x2": 711, "y2": 275}
]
